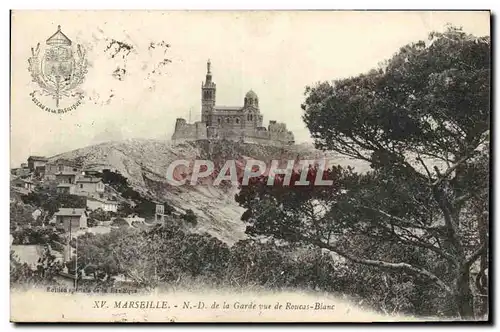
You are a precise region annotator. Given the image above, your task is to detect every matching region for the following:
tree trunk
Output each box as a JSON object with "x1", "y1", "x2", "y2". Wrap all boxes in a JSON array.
[
  {"x1": 455, "y1": 268, "x2": 475, "y2": 319},
  {"x1": 476, "y1": 209, "x2": 489, "y2": 317}
]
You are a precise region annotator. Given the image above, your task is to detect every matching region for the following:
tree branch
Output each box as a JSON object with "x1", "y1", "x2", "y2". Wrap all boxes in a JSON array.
[
  {"x1": 357, "y1": 205, "x2": 442, "y2": 231},
  {"x1": 361, "y1": 213, "x2": 456, "y2": 264},
  {"x1": 416, "y1": 155, "x2": 433, "y2": 181},
  {"x1": 454, "y1": 193, "x2": 472, "y2": 207},
  {"x1": 432, "y1": 153, "x2": 475, "y2": 187},
  {"x1": 299, "y1": 234, "x2": 453, "y2": 295},
  {"x1": 395, "y1": 232, "x2": 457, "y2": 264},
  {"x1": 351, "y1": 204, "x2": 459, "y2": 263},
  {"x1": 330, "y1": 133, "x2": 374, "y2": 163},
  {"x1": 464, "y1": 244, "x2": 486, "y2": 269}
]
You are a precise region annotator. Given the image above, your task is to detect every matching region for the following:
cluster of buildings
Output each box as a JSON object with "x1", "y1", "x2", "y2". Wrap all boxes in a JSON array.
[
  {"x1": 171, "y1": 60, "x2": 295, "y2": 146},
  {"x1": 11, "y1": 156, "x2": 124, "y2": 232}
]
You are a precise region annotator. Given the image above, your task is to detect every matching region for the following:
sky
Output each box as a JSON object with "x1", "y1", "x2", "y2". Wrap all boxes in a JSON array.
[{"x1": 10, "y1": 10, "x2": 490, "y2": 167}]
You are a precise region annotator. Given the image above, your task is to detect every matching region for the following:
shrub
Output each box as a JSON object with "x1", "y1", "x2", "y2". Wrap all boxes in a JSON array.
[
  {"x1": 11, "y1": 227, "x2": 64, "y2": 245},
  {"x1": 87, "y1": 218, "x2": 99, "y2": 227},
  {"x1": 10, "y1": 202, "x2": 34, "y2": 229},
  {"x1": 101, "y1": 170, "x2": 129, "y2": 192},
  {"x1": 117, "y1": 202, "x2": 134, "y2": 217},
  {"x1": 89, "y1": 208, "x2": 112, "y2": 222},
  {"x1": 111, "y1": 218, "x2": 129, "y2": 227},
  {"x1": 21, "y1": 191, "x2": 86, "y2": 219},
  {"x1": 10, "y1": 248, "x2": 63, "y2": 285},
  {"x1": 181, "y1": 209, "x2": 197, "y2": 226}
]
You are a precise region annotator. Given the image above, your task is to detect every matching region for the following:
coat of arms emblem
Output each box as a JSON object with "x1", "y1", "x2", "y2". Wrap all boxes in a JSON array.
[{"x1": 28, "y1": 25, "x2": 87, "y2": 112}]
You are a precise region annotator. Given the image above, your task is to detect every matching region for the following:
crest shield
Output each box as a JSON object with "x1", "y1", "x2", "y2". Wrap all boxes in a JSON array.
[
  {"x1": 43, "y1": 46, "x2": 74, "y2": 78},
  {"x1": 28, "y1": 25, "x2": 87, "y2": 109}
]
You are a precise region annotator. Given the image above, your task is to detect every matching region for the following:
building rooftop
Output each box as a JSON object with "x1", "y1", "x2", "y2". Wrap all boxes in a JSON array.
[
  {"x1": 12, "y1": 177, "x2": 34, "y2": 184},
  {"x1": 50, "y1": 159, "x2": 81, "y2": 167},
  {"x1": 82, "y1": 170, "x2": 101, "y2": 174},
  {"x1": 11, "y1": 187, "x2": 31, "y2": 195},
  {"x1": 57, "y1": 183, "x2": 74, "y2": 187},
  {"x1": 215, "y1": 106, "x2": 244, "y2": 111},
  {"x1": 28, "y1": 156, "x2": 48, "y2": 162},
  {"x1": 77, "y1": 177, "x2": 102, "y2": 183},
  {"x1": 87, "y1": 197, "x2": 117, "y2": 205},
  {"x1": 54, "y1": 208, "x2": 86, "y2": 217},
  {"x1": 55, "y1": 171, "x2": 78, "y2": 176}
]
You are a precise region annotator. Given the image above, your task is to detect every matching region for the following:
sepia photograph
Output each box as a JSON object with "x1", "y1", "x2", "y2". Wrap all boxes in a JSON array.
[{"x1": 9, "y1": 10, "x2": 491, "y2": 323}]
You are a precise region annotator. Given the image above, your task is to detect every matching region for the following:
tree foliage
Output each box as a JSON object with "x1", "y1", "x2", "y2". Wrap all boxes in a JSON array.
[
  {"x1": 89, "y1": 208, "x2": 115, "y2": 222},
  {"x1": 181, "y1": 209, "x2": 198, "y2": 226},
  {"x1": 111, "y1": 217, "x2": 129, "y2": 227},
  {"x1": 76, "y1": 224, "x2": 230, "y2": 288},
  {"x1": 101, "y1": 170, "x2": 129, "y2": 192},
  {"x1": 11, "y1": 227, "x2": 64, "y2": 245},
  {"x1": 237, "y1": 26, "x2": 490, "y2": 319},
  {"x1": 10, "y1": 202, "x2": 34, "y2": 229},
  {"x1": 21, "y1": 188, "x2": 86, "y2": 221},
  {"x1": 10, "y1": 247, "x2": 63, "y2": 285}
]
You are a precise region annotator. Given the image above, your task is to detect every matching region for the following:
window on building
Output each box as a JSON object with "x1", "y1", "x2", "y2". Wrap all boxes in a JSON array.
[
  {"x1": 226, "y1": 118, "x2": 230, "y2": 123},
  {"x1": 218, "y1": 118, "x2": 221, "y2": 124},
  {"x1": 235, "y1": 118, "x2": 240, "y2": 124},
  {"x1": 248, "y1": 114, "x2": 253, "y2": 121},
  {"x1": 80, "y1": 184, "x2": 83, "y2": 189}
]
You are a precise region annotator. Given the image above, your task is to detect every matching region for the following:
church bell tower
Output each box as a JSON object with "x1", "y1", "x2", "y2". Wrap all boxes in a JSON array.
[{"x1": 201, "y1": 59, "x2": 216, "y2": 123}]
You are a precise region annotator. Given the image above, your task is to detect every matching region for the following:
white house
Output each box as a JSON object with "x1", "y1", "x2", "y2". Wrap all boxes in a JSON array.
[
  {"x1": 86, "y1": 197, "x2": 118, "y2": 213},
  {"x1": 76, "y1": 177, "x2": 105, "y2": 195},
  {"x1": 125, "y1": 214, "x2": 146, "y2": 225}
]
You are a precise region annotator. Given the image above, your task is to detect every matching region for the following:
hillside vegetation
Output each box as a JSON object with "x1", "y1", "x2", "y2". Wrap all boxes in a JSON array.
[{"x1": 49, "y1": 139, "x2": 366, "y2": 244}]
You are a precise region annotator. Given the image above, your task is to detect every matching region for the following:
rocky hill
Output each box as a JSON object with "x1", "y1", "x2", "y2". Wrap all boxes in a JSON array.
[{"x1": 49, "y1": 139, "x2": 369, "y2": 244}]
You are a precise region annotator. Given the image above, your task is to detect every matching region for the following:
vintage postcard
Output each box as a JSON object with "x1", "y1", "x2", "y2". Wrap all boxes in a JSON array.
[{"x1": 10, "y1": 10, "x2": 490, "y2": 322}]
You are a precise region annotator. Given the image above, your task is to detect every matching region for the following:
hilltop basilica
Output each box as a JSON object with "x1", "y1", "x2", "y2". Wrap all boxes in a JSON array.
[{"x1": 171, "y1": 60, "x2": 295, "y2": 146}]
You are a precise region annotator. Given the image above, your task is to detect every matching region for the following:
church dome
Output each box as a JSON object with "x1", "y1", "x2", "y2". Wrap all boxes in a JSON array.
[
  {"x1": 245, "y1": 90, "x2": 258, "y2": 100},
  {"x1": 244, "y1": 89, "x2": 259, "y2": 109}
]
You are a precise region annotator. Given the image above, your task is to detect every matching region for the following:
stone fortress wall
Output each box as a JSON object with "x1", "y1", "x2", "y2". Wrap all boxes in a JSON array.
[
  {"x1": 172, "y1": 60, "x2": 295, "y2": 147},
  {"x1": 173, "y1": 119, "x2": 207, "y2": 141}
]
